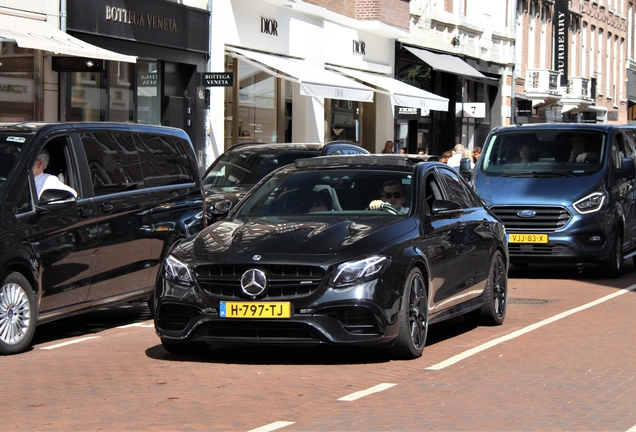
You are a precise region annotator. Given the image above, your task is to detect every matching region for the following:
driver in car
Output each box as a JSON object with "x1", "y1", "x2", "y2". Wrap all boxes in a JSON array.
[{"x1": 369, "y1": 180, "x2": 408, "y2": 214}]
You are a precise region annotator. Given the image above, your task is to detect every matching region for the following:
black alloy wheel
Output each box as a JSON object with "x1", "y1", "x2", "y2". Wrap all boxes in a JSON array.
[{"x1": 392, "y1": 267, "x2": 428, "y2": 359}]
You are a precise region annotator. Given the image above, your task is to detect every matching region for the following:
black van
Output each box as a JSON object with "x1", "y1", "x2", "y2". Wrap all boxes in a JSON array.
[
  {"x1": 471, "y1": 123, "x2": 636, "y2": 277},
  {"x1": 0, "y1": 122, "x2": 204, "y2": 354}
]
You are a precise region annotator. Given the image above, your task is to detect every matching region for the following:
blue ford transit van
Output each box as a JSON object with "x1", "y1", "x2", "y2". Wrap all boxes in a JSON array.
[{"x1": 471, "y1": 123, "x2": 636, "y2": 277}]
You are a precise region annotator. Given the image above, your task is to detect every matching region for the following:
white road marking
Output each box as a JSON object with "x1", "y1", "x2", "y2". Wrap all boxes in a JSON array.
[
  {"x1": 337, "y1": 383, "x2": 397, "y2": 401},
  {"x1": 427, "y1": 284, "x2": 636, "y2": 371},
  {"x1": 247, "y1": 421, "x2": 295, "y2": 432},
  {"x1": 116, "y1": 322, "x2": 154, "y2": 329},
  {"x1": 40, "y1": 336, "x2": 101, "y2": 350}
]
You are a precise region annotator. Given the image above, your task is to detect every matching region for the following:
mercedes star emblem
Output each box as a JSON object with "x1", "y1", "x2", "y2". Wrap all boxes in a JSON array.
[{"x1": 241, "y1": 269, "x2": 267, "y2": 296}]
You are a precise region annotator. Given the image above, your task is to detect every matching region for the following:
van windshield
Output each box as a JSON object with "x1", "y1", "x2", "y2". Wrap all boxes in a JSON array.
[{"x1": 480, "y1": 130, "x2": 606, "y2": 177}]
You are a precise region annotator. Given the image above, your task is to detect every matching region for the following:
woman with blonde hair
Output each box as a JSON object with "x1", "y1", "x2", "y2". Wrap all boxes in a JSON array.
[{"x1": 462, "y1": 148, "x2": 475, "y2": 169}]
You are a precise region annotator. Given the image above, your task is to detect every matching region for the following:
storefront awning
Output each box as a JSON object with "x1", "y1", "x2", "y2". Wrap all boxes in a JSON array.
[
  {"x1": 0, "y1": 14, "x2": 136, "y2": 63},
  {"x1": 329, "y1": 66, "x2": 449, "y2": 112},
  {"x1": 226, "y1": 47, "x2": 374, "y2": 102},
  {"x1": 404, "y1": 46, "x2": 496, "y2": 83}
]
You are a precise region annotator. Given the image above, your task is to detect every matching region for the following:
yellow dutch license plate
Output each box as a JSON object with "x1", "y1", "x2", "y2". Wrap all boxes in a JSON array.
[
  {"x1": 220, "y1": 301, "x2": 291, "y2": 318},
  {"x1": 508, "y1": 233, "x2": 548, "y2": 244}
]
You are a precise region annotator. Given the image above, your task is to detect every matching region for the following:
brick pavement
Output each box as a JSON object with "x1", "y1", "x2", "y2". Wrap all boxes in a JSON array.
[{"x1": 1, "y1": 265, "x2": 635, "y2": 431}]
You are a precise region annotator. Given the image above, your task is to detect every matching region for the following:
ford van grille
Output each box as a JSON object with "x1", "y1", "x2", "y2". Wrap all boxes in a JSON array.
[
  {"x1": 195, "y1": 264, "x2": 325, "y2": 299},
  {"x1": 490, "y1": 206, "x2": 571, "y2": 231}
]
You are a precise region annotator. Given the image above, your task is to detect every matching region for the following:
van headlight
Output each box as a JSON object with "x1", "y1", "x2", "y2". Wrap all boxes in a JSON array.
[
  {"x1": 164, "y1": 255, "x2": 195, "y2": 286},
  {"x1": 573, "y1": 192, "x2": 606, "y2": 214},
  {"x1": 330, "y1": 255, "x2": 389, "y2": 288}
]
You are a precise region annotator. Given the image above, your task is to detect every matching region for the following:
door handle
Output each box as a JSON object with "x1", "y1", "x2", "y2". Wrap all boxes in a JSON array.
[
  {"x1": 78, "y1": 207, "x2": 93, "y2": 218},
  {"x1": 100, "y1": 202, "x2": 114, "y2": 214}
]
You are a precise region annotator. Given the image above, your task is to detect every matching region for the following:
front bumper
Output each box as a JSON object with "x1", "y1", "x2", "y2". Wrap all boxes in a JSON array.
[{"x1": 155, "y1": 278, "x2": 401, "y2": 347}]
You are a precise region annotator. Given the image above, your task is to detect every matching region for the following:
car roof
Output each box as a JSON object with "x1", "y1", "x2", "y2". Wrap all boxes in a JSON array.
[
  {"x1": 489, "y1": 123, "x2": 624, "y2": 134},
  {"x1": 0, "y1": 121, "x2": 189, "y2": 137},
  {"x1": 222, "y1": 141, "x2": 368, "y2": 154},
  {"x1": 294, "y1": 153, "x2": 440, "y2": 168}
]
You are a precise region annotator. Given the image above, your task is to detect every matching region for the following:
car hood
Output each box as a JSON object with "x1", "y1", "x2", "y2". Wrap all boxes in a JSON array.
[
  {"x1": 474, "y1": 173, "x2": 604, "y2": 207},
  {"x1": 178, "y1": 215, "x2": 417, "y2": 261}
]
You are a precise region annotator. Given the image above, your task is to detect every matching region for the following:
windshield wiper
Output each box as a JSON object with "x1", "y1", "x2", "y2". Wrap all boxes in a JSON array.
[{"x1": 500, "y1": 171, "x2": 575, "y2": 178}]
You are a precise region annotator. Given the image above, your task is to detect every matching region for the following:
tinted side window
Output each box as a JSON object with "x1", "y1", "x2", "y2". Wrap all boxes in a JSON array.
[
  {"x1": 437, "y1": 168, "x2": 475, "y2": 208},
  {"x1": 611, "y1": 133, "x2": 627, "y2": 169},
  {"x1": 135, "y1": 134, "x2": 195, "y2": 187},
  {"x1": 81, "y1": 132, "x2": 145, "y2": 196},
  {"x1": 622, "y1": 130, "x2": 636, "y2": 158},
  {"x1": 326, "y1": 146, "x2": 366, "y2": 155}
]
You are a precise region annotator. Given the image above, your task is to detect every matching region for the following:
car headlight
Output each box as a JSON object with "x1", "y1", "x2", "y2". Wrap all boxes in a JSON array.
[
  {"x1": 164, "y1": 255, "x2": 195, "y2": 286},
  {"x1": 330, "y1": 255, "x2": 389, "y2": 288},
  {"x1": 573, "y1": 191, "x2": 606, "y2": 214}
]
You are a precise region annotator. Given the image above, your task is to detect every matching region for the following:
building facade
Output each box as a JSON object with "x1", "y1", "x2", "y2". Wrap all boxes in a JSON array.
[
  {"x1": 517, "y1": 0, "x2": 628, "y2": 125},
  {"x1": 398, "y1": 0, "x2": 515, "y2": 154},
  {"x1": 206, "y1": 0, "x2": 451, "y2": 163},
  {"x1": 0, "y1": 0, "x2": 211, "y2": 170}
]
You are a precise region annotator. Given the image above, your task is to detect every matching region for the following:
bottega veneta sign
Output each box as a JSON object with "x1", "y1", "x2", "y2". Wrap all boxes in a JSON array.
[
  {"x1": 199, "y1": 73, "x2": 235, "y2": 87},
  {"x1": 105, "y1": 6, "x2": 177, "y2": 32}
]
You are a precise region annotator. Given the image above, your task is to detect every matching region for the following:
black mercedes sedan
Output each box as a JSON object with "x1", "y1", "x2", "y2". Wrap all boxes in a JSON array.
[{"x1": 155, "y1": 154, "x2": 508, "y2": 359}]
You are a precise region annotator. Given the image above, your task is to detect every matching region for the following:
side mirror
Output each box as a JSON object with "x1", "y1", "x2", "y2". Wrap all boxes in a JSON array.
[
  {"x1": 459, "y1": 157, "x2": 473, "y2": 181},
  {"x1": 617, "y1": 157, "x2": 636, "y2": 180},
  {"x1": 431, "y1": 199, "x2": 463, "y2": 218},
  {"x1": 36, "y1": 189, "x2": 76, "y2": 212}
]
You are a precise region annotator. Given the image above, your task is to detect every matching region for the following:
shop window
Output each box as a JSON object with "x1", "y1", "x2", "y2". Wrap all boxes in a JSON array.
[
  {"x1": 328, "y1": 99, "x2": 359, "y2": 141},
  {"x1": 0, "y1": 43, "x2": 37, "y2": 121},
  {"x1": 70, "y1": 61, "x2": 133, "y2": 122},
  {"x1": 237, "y1": 59, "x2": 276, "y2": 143},
  {"x1": 137, "y1": 60, "x2": 161, "y2": 125}
]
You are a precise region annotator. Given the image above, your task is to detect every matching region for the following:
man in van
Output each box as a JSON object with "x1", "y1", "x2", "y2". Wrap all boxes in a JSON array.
[
  {"x1": 32, "y1": 149, "x2": 77, "y2": 198},
  {"x1": 568, "y1": 134, "x2": 599, "y2": 163}
]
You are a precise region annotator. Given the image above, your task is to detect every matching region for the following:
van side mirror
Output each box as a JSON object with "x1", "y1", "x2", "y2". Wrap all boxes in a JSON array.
[
  {"x1": 36, "y1": 189, "x2": 76, "y2": 212},
  {"x1": 617, "y1": 157, "x2": 636, "y2": 180}
]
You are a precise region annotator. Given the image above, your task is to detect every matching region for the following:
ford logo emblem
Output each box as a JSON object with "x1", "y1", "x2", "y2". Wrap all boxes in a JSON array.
[{"x1": 517, "y1": 210, "x2": 536, "y2": 218}]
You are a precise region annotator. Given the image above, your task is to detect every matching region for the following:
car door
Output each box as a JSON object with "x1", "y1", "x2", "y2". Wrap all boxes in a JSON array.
[
  {"x1": 133, "y1": 132, "x2": 203, "y2": 289},
  {"x1": 617, "y1": 130, "x2": 636, "y2": 249},
  {"x1": 21, "y1": 134, "x2": 100, "y2": 315},
  {"x1": 418, "y1": 168, "x2": 465, "y2": 313},
  {"x1": 80, "y1": 130, "x2": 154, "y2": 303},
  {"x1": 432, "y1": 166, "x2": 493, "y2": 311}
]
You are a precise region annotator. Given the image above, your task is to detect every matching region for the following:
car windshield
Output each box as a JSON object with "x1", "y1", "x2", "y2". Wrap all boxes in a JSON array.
[
  {"x1": 202, "y1": 149, "x2": 320, "y2": 188},
  {"x1": 236, "y1": 168, "x2": 413, "y2": 217},
  {"x1": 0, "y1": 132, "x2": 30, "y2": 190},
  {"x1": 480, "y1": 130, "x2": 606, "y2": 177}
]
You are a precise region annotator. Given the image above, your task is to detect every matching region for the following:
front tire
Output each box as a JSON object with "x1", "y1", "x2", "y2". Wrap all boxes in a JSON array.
[
  {"x1": 480, "y1": 251, "x2": 508, "y2": 325},
  {"x1": 0, "y1": 273, "x2": 37, "y2": 355},
  {"x1": 392, "y1": 268, "x2": 428, "y2": 359},
  {"x1": 601, "y1": 233, "x2": 623, "y2": 278}
]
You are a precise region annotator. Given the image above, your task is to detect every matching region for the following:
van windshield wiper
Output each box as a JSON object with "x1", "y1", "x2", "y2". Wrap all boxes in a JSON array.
[{"x1": 500, "y1": 171, "x2": 575, "y2": 178}]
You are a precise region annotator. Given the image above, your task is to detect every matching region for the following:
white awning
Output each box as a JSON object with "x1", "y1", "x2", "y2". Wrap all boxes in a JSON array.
[
  {"x1": 329, "y1": 66, "x2": 449, "y2": 112},
  {"x1": 0, "y1": 14, "x2": 136, "y2": 63},
  {"x1": 226, "y1": 47, "x2": 374, "y2": 102},
  {"x1": 404, "y1": 46, "x2": 496, "y2": 83}
]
